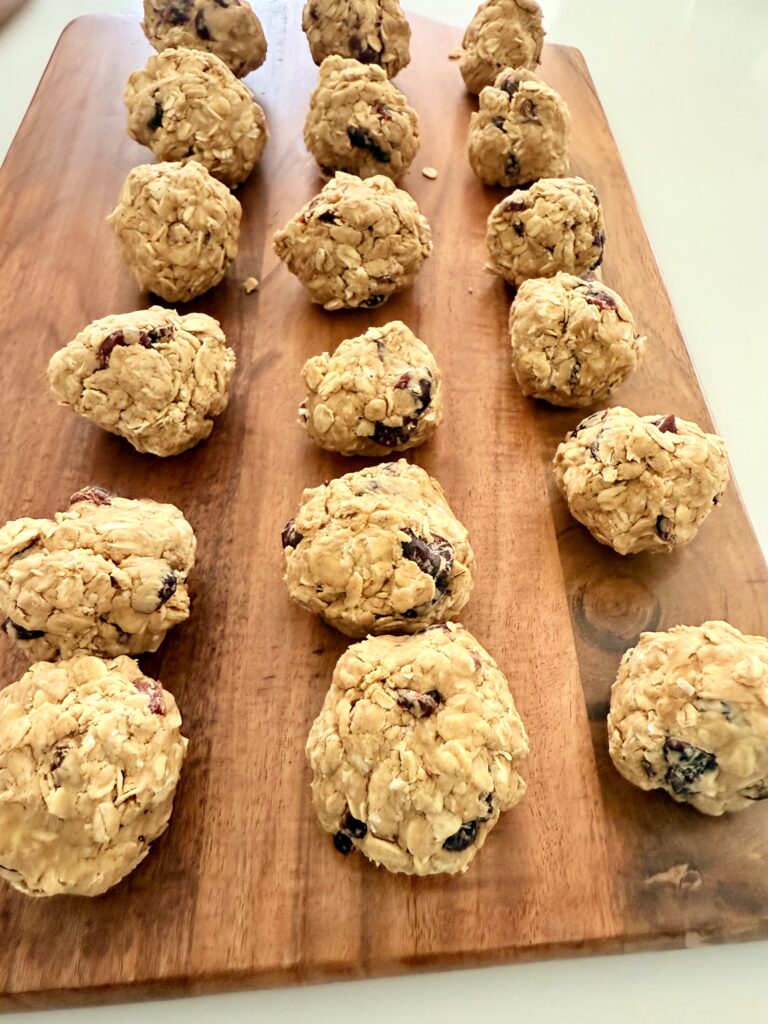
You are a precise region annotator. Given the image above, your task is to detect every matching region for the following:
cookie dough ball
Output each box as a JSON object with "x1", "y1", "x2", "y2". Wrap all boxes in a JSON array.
[
  {"x1": 302, "y1": 0, "x2": 411, "y2": 78},
  {"x1": 553, "y1": 407, "x2": 729, "y2": 555},
  {"x1": 47, "y1": 307, "x2": 236, "y2": 457},
  {"x1": 460, "y1": 0, "x2": 545, "y2": 95},
  {"x1": 142, "y1": 0, "x2": 267, "y2": 78},
  {"x1": 0, "y1": 655, "x2": 187, "y2": 897},
  {"x1": 608, "y1": 622, "x2": 768, "y2": 815},
  {"x1": 125, "y1": 47, "x2": 268, "y2": 187},
  {"x1": 306, "y1": 622, "x2": 529, "y2": 874},
  {"x1": 282, "y1": 460, "x2": 474, "y2": 637},
  {"x1": 0, "y1": 488, "x2": 196, "y2": 661},
  {"x1": 486, "y1": 177, "x2": 604, "y2": 288},
  {"x1": 107, "y1": 161, "x2": 241, "y2": 303},
  {"x1": 299, "y1": 321, "x2": 442, "y2": 455},
  {"x1": 273, "y1": 172, "x2": 432, "y2": 310},
  {"x1": 468, "y1": 67, "x2": 569, "y2": 187},
  {"x1": 509, "y1": 274, "x2": 646, "y2": 407},
  {"x1": 304, "y1": 56, "x2": 419, "y2": 181}
]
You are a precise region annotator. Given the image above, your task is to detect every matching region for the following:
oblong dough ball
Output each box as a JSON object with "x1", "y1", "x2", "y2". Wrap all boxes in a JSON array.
[
  {"x1": 302, "y1": 0, "x2": 411, "y2": 78},
  {"x1": 306, "y1": 622, "x2": 529, "y2": 874},
  {"x1": 142, "y1": 0, "x2": 267, "y2": 77},
  {"x1": 460, "y1": 0, "x2": 545, "y2": 95}
]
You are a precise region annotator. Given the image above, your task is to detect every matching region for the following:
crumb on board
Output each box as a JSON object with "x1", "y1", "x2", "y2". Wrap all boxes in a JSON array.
[
  {"x1": 468, "y1": 286, "x2": 474, "y2": 294},
  {"x1": 242, "y1": 276, "x2": 260, "y2": 294},
  {"x1": 448, "y1": 48, "x2": 462, "y2": 60},
  {"x1": 421, "y1": 166, "x2": 438, "y2": 180}
]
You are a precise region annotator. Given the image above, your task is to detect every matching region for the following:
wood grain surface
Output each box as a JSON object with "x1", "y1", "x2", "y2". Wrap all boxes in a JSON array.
[{"x1": 0, "y1": 3, "x2": 767, "y2": 1010}]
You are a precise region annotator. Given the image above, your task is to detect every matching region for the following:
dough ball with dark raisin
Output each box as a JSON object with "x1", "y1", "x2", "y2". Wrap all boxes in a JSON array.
[
  {"x1": 302, "y1": 0, "x2": 411, "y2": 78},
  {"x1": 304, "y1": 56, "x2": 418, "y2": 180},
  {"x1": 460, "y1": 0, "x2": 545, "y2": 95},
  {"x1": 608, "y1": 621, "x2": 768, "y2": 815}
]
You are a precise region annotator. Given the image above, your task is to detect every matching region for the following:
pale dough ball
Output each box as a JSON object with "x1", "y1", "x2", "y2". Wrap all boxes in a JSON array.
[
  {"x1": 509, "y1": 273, "x2": 646, "y2": 407},
  {"x1": 299, "y1": 320, "x2": 442, "y2": 455},
  {"x1": 273, "y1": 171, "x2": 432, "y2": 310},
  {"x1": 0, "y1": 655, "x2": 187, "y2": 897},
  {"x1": 0, "y1": 488, "x2": 196, "y2": 661},
  {"x1": 553, "y1": 407, "x2": 729, "y2": 555},
  {"x1": 47, "y1": 306, "x2": 236, "y2": 457},
  {"x1": 304, "y1": 55, "x2": 419, "y2": 180},
  {"x1": 608, "y1": 621, "x2": 768, "y2": 815},
  {"x1": 302, "y1": 0, "x2": 411, "y2": 78},
  {"x1": 486, "y1": 176, "x2": 604, "y2": 288},
  {"x1": 107, "y1": 161, "x2": 241, "y2": 302},
  {"x1": 306, "y1": 622, "x2": 529, "y2": 875},
  {"x1": 125, "y1": 47, "x2": 268, "y2": 187},
  {"x1": 142, "y1": 0, "x2": 267, "y2": 78},
  {"x1": 281, "y1": 460, "x2": 474, "y2": 637},
  {"x1": 460, "y1": 0, "x2": 545, "y2": 95},
  {"x1": 468, "y1": 67, "x2": 569, "y2": 187}
]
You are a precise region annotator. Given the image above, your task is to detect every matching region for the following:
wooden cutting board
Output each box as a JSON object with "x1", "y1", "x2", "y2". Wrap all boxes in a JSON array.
[{"x1": 1, "y1": 3, "x2": 767, "y2": 1011}]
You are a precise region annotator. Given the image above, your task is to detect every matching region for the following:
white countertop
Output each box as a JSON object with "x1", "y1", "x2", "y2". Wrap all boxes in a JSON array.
[{"x1": 1, "y1": 1, "x2": 767, "y2": 1021}]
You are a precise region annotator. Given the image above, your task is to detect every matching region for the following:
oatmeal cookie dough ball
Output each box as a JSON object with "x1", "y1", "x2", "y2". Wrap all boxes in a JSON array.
[
  {"x1": 509, "y1": 274, "x2": 646, "y2": 407},
  {"x1": 304, "y1": 56, "x2": 419, "y2": 181},
  {"x1": 142, "y1": 0, "x2": 267, "y2": 78},
  {"x1": 125, "y1": 47, "x2": 268, "y2": 188},
  {"x1": 302, "y1": 0, "x2": 411, "y2": 78},
  {"x1": 0, "y1": 488, "x2": 196, "y2": 661},
  {"x1": 608, "y1": 622, "x2": 768, "y2": 816},
  {"x1": 553, "y1": 407, "x2": 729, "y2": 555},
  {"x1": 468, "y1": 67, "x2": 569, "y2": 187},
  {"x1": 281, "y1": 460, "x2": 474, "y2": 637},
  {"x1": 48, "y1": 307, "x2": 236, "y2": 457},
  {"x1": 486, "y1": 177, "x2": 604, "y2": 288},
  {"x1": 306, "y1": 622, "x2": 529, "y2": 875},
  {"x1": 107, "y1": 161, "x2": 241, "y2": 303},
  {"x1": 0, "y1": 655, "x2": 187, "y2": 897},
  {"x1": 299, "y1": 321, "x2": 442, "y2": 455},
  {"x1": 273, "y1": 172, "x2": 432, "y2": 310},
  {"x1": 460, "y1": 0, "x2": 545, "y2": 95}
]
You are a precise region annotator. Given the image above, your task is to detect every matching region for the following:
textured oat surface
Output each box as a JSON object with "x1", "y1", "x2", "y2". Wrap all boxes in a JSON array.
[
  {"x1": 460, "y1": 0, "x2": 545, "y2": 95},
  {"x1": 0, "y1": 655, "x2": 187, "y2": 896},
  {"x1": 608, "y1": 621, "x2": 768, "y2": 815},
  {"x1": 306, "y1": 622, "x2": 528, "y2": 874},
  {"x1": 302, "y1": 0, "x2": 411, "y2": 78}
]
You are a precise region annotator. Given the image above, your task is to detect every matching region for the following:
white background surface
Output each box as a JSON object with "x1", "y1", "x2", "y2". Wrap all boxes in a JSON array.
[{"x1": 0, "y1": 1, "x2": 767, "y2": 1021}]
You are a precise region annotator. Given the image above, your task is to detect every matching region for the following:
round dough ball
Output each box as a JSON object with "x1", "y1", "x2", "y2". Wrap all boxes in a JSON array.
[
  {"x1": 47, "y1": 307, "x2": 236, "y2": 457},
  {"x1": 273, "y1": 171, "x2": 432, "y2": 310},
  {"x1": 460, "y1": 0, "x2": 545, "y2": 95},
  {"x1": 306, "y1": 622, "x2": 529, "y2": 874},
  {"x1": 553, "y1": 407, "x2": 729, "y2": 555},
  {"x1": 304, "y1": 55, "x2": 419, "y2": 181},
  {"x1": 107, "y1": 161, "x2": 241, "y2": 303},
  {"x1": 486, "y1": 176, "x2": 604, "y2": 288},
  {"x1": 468, "y1": 67, "x2": 569, "y2": 187},
  {"x1": 282, "y1": 460, "x2": 474, "y2": 637},
  {"x1": 608, "y1": 621, "x2": 768, "y2": 816},
  {"x1": 0, "y1": 655, "x2": 187, "y2": 897},
  {"x1": 142, "y1": 0, "x2": 267, "y2": 78},
  {"x1": 125, "y1": 47, "x2": 268, "y2": 187},
  {"x1": 509, "y1": 273, "x2": 646, "y2": 407},
  {"x1": 0, "y1": 488, "x2": 196, "y2": 661},
  {"x1": 299, "y1": 320, "x2": 442, "y2": 455},
  {"x1": 302, "y1": 0, "x2": 411, "y2": 78}
]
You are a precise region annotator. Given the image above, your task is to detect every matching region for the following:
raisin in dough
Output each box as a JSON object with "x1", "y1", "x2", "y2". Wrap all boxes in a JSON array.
[
  {"x1": 302, "y1": 0, "x2": 411, "y2": 78},
  {"x1": 299, "y1": 321, "x2": 442, "y2": 455},
  {"x1": 47, "y1": 307, "x2": 236, "y2": 457},
  {"x1": 460, "y1": 0, "x2": 545, "y2": 95},
  {"x1": 0, "y1": 488, "x2": 196, "y2": 661},
  {"x1": 107, "y1": 161, "x2": 241, "y2": 303},
  {"x1": 304, "y1": 56, "x2": 419, "y2": 181},
  {"x1": 125, "y1": 47, "x2": 268, "y2": 187},
  {"x1": 273, "y1": 172, "x2": 432, "y2": 310},
  {"x1": 509, "y1": 274, "x2": 646, "y2": 407},
  {"x1": 553, "y1": 408, "x2": 729, "y2": 555},
  {"x1": 608, "y1": 622, "x2": 768, "y2": 815},
  {"x1": 306, "y1": 622, "x2": 529, "y2": 874},
  {"x1": 468, "y1": 67, "x2": 569, "y2": 187},
  {"x1": 282, "y1": 460, "x2": 473, "y2": 637},
  {"x1": 0, "y1": 655, "x2": 187, "y2": 897},
  {"x1": 142, "y1": 0, "x2": 267, "y2": 78},
  {"x1": 486, "y1": 176, "x2": 604, "y2": 288}
]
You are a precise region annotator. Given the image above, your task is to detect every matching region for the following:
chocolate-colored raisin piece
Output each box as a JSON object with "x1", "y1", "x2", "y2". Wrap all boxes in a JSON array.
[
  {"x1": 656, "y1": 515, "x2": 674, "y2": 542},
  {"x1": 500, "y1": 76, "x2": 520, "y2": 98},
  {"x1": 741, "y1": 780, "x2": 768, "y2": 801},
  {"x1": 584, "y1": 287, "x2": 618, "y2": 312},
  {"x1": 133, "y1": 676, "x2": 167, "y2": 716},
  {"x1": 3, "y1": 619, "x2": 45, "y2": 642},
  {"x1": 317, "y1": 208, "x2": 337, "y2": 225},
  {"x1": 195, "y1": 10, "x2": 211, "y2": 38},
  {"x1": 347, "y1": 125, "x2": 390, "y2": 164},
  {"x1": 396, "y1": 688, "x2": 441, "y2": 718},
  {"x1": 341, "y1": 811, "x2": 367, "y2": 838},
  {"x1": 162, "y1": 1, "x2": 192, "y2": 25},
  {"x1": 518, "y1": 97, "x2": 540, "y2": 123},
  {"x1": 662, "y1": 737, "x2": 717, "y2": 796},
  {"x1": 401, "y1": 530, "x2": 453, "y2": 593},
  {"x1": 359, "y1": 293, "x2": 386, "y2": 308},
  {"x1": 349, "y1": 34, "x2": 379, "y2": 63},
  {"x1": 333, "y1": 831, "x2": 354, "y2": 855},
  {"x1": 491, "y1": 115, "x2": 506, "y2": 130},
  {"x1": 281, "y1": 518, "x2": 304, "y2": 549},
  {"x1": 68, "y1": 486, "x2": 113, "y2": 507},
  {"x1": 568, "y1": 359, "x2": 581, "y2": 385},
  {"x1": 442, "y1": 819, "x2": 478, "y2": 852},
  {"x1": 656, "y1": 414, "x2": 678, "y2": 434},
  {"x1": 157, "y1": 573, "x2": 177, "y2": 607},
  {"x1": 505, "y1": 152, "x2": 520, "y2": 180},
  {"x1": 372, "y1": 423, "x2": 410, "y2": 447},
  {"x1": 147, "y1": 100, "x2": 164, "y2": 131},
  {"x1": 641, "y1": 756, "x2": 656, "y2": 778}
]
